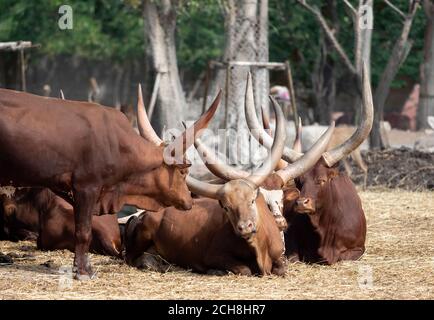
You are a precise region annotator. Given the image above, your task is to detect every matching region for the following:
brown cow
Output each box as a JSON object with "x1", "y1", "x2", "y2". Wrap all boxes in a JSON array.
[
  {"x1": 284, "y1": 159, "x2": 367, "y2": 264},
  {"x1": 254, "y1": 64, "x2": 373, "y2": 265},
  {"x1": 0, "y1": 189, "x2": 39, "y2": 241},
  {"x1": 124, "y1": 74, "x2": 335, "y2": 275},
  {"x1": 0, "y1": 188, "x2": 122, "y2": 257},
  {"x1": 0, "y1": 86, "x2": 220, "y2": 279}
]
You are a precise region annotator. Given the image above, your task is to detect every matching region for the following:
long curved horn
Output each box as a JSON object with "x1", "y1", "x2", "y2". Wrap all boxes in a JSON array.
[
  {"x1": 194, "y1": 138, "x2": 249, "y2": 181},
  {"x1": 261, "y1": 104, "x2": 289, "y2": 170},
  {"x1": 137, "y1": 84, "x2": 163, "y2": 146},
  {"x1": 186, "y1": 175, "x2": 222, "y2": 199},
  {"x1": 245, "y1": 72, "x2": 303, "y2": 163},
  {"x1": 165, "y1": 90, "x2": 222, "y2": 161},
  {"x1": 321, "y1": 62, "x2": 373, "y2": 167},
  {"x1": 246, "y1": 96, "x2": 286, "y2": 186},
  {"x1": 275, "y1": 122, "x2": 335, "y2": 183}
]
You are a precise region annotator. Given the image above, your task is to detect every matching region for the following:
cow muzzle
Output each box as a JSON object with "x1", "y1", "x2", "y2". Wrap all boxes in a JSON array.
[
  {"x1": 236, "y1": 220, "x2": 256, "y2": 239},
  {"x1": 295, "y1": 197, "x2": 315, "y2": 214}
]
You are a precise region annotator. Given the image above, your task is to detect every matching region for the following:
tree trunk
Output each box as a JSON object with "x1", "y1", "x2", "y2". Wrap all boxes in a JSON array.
[
  {"x1": 143, "y1": 0, "x2": 186, "y2": 137},
  {"x1": 418, "y1": 0, "x2": 434, "y2": 129},
  {"x1": 254, "y1": 0, "x2": 269, "y2": 117},
  {"x1": 213, "y1": 0, "x2": 269, "y2": 166},
  {"x1": 370, "y1": 1, "x2": 418, "y2": 149}
]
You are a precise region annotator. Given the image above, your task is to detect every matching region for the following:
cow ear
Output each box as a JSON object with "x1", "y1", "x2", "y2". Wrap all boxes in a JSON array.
[{"x1": 283, "y1": 187, "x2": 300, "y2": 201}]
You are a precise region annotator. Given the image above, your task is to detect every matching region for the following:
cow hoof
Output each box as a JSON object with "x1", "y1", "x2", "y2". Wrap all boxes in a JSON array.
[
  {"x1": 74, "y1": 271, "x2": 97, "y2": 281},
  {"x1": 207, "y1": 269, "x2": 228, "y2": 276},
  {"x1": 286, "y1": 254, "x2": 300, "y2": 263}
]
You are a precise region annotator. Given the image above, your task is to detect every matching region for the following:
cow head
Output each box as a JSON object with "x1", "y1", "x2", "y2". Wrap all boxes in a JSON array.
[
  {"x1": 294, "y1": 62, "x2": 374, "y2": 215},
  {"x1": 189, "y1": 73, "x2": 335, "y2": 238},
  {"x1": 294, "y1": 159, "x2": 339, "y2": 214},
  {"x1": 133, "y1": 85, "x2": 222, "y2": 211}
]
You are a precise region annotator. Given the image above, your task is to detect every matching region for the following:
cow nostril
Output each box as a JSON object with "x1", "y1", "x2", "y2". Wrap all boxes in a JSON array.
[
  {"x1": 303, "y1": 198, "x2": 310, "y2": 205},
  {"x1": 247, "y1": 221, "x2": 253, "y2": 229},
  {"x1": 237, "y1": 225, "x2": 244, "y2": 232}
]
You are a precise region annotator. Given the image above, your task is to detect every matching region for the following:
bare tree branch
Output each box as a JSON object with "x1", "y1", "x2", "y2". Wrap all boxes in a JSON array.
[
  {"x1": 383, "y1": 0, "x2": 406, "y2": 19},
  {"x1": 343, "y1": 0, "x2": 357, "y2": 18},
  {"x1": 296, "y1": 0, "x2": 357, "y2": 74}
]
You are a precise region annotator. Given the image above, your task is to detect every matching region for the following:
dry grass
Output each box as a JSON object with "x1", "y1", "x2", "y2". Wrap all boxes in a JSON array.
[{"x1": 1, "y1": 190, "x2": 433, "y2": 300}]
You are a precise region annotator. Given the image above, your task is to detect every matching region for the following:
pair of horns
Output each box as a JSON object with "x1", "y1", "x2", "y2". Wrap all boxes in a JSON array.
[
  {"x1": 136, "y1": 84, "x2": 222, "y2": 163},
  {"x1": 250, "y1": 62, "x2": 373, "y2": 168},
  {"x1": 187, "y1": 76, "x2": 288, "y2": 198},
  {"x1": 193, "y1": 72, "x2": 335, "y2": 188}
]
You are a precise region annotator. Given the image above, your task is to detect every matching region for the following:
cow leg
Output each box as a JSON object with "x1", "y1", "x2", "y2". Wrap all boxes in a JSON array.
[
  {"x1": 72, "y1": 187, "x2": 99, "y2": 280},
  {"x1": 340, "y1": 248, "x2": 365, "y2": 261},
  {"x1": 271, "y1": 256, "x2": 287, "y2": 276},
  {"x1": 204, "y1": 254, "x2": 252, "y2": 276}
]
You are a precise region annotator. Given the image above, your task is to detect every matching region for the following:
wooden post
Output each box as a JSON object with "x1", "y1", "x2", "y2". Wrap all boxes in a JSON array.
[
  {"x1": 285, "y1": 60, "x2": 298, "y2": 127},
  {"x1": 20, "y1": 49, "x2": 26, "y2": 92}
]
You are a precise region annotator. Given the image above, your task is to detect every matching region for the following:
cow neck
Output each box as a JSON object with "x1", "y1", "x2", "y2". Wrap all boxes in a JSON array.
[
  {"x1": 127, "y1": 137, "x2": 165, "y2": 174},
  {"x1": 247, "y1": 195, "x2": 274, "y2": 275},
  {"x1": 308, "y1": 175, "x2": 361, "y2": 245}
]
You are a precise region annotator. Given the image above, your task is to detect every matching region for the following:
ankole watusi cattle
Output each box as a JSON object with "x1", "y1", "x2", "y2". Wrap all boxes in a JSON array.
[
  {"x1": 0, "y1": 188, "x2": 122, "y2": 257},
  {"x1": 124, "y1": 75, "x2": 335, "y2": 275},
  {"x1": 253, "y1": 63, "x2": 373, "y2": 264},
  {"x1": 191, "y1": 73, "x2": 329, "y2": 233},
  {"x1": 0, "y1": 86, "x2": 221, "y2": 279}
]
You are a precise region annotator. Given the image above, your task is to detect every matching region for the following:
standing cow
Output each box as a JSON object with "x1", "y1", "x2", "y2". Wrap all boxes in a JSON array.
[{"x1": 0, "y1": 86, "x2": 220, "y2": 279}]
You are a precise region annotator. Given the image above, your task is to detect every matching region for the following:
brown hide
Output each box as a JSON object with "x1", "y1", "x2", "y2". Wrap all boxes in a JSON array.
[
  {"x1": 0, "y1": 88, "x2": 196, "y2": 276},
  {"x1": 124, "y1": 195, "x2": 286, "y2": 276},
  {"x1": 0, "y1": 190, "x2": 40, "y2": 241},
  {"x1": 284, "y1": 159, "x2": 366, "y2": 264},
  {"x1": 1, "y1": 188, "x2": 122, "y2": 257},
  {"x1": 0, "y1": 89, "x2": 193, "y2": 213}
]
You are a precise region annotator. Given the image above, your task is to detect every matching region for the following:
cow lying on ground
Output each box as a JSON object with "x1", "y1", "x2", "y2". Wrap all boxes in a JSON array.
[
  {"x1": 0, "y1": 188, "x2": 122, "y2": 257},
  {"x1": 249, "y1": 64, "x2": 372, "y2": 264},
  {"x1": 124, "y1": 74, "x2": 335, "y2": 275},
  {"x1": 0, "y1": 189, "x2": 39, "y2": 241},
  {"x1": 284, "y1": 159, "x2": 367, "y2": 264}
]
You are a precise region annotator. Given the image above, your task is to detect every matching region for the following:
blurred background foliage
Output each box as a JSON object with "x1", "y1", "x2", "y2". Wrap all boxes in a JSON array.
[{"x1": 0, "y1": 0, "x2": 425, "y2": 89}]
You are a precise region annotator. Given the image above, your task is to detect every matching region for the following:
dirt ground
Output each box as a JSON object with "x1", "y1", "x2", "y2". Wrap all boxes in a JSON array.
[
  {"x1": 0, "y1": 190, "x2": 433, "y2": 300},
  {"x1": 350, "y1": 148, "x2": 434, "y2": 190}
]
